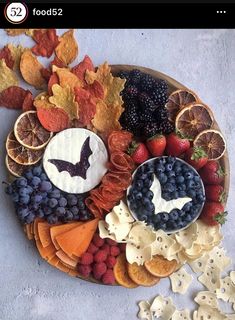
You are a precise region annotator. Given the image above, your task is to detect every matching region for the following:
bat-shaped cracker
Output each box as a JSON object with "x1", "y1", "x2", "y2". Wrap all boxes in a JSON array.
[{"x1": 48, "y1": 137, "x2": 92, "y2": 179}]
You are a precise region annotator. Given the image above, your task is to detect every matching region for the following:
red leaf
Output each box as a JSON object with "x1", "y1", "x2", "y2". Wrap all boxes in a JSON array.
[
  {"x1": 32, "y1": 29, "x2": 59, "y2": 58},
  {"x1": 71, "y1": 55, "x2": 94, "y2": 82},
  {"x1": 74, "y1": 87, "x2": 96, "y2": 126},
  {"x1": 0, "y1": 46, "x2": 14, "y2": 69},
  {"x1": 37, "y1": 107, "x2": 70, "y2": 132},
  {"x1": 0, "y1": 86, "x2": 30, "y2": 109}
]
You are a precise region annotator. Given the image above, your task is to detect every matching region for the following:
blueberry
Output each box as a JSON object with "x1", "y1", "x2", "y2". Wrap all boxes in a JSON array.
[
  {"x1": 170, "y1": 221, "x2": 178, "y2": 230},
  {"x1": 162, "y1": 193, "x2": 172, "y2": 201},
  {"x1": 159, "y1": 158, "x2": 166, "y2": 165},
  {"x1": 40, "y1": 173, "x2": 48, "y2": 181},
  {"x1": 152, "y1": 214, "x2": 161, "y2": 224},
  {"x1": 186, "y1": 180, "x2": 195, "y2": 189},
  {"x1": 161, "y1": 212, "x2": 169, "y2": 222},
  {"x1": 168, "y1": 178, "x2": 176, "y2": 185},
  {"x1": 188, "y1": 189, "x2": 196, "y2": 198},
  {"x1": 25, "y1": 212, "x2": 35, "y2": 224},
  {"x1": 139, "y1": 165, "x2": 146, "y2": 173},
  {"x1": 178, "y1": 191, "x2": 186, "y2": 197},
  {"x1": 167, "y1": 171, "x2": 176, "y2": 178},
  {"x1": 174, "y1": 165, "x2": 182, "y2": 174},
  {"x1": 138, "y1": 214, "x2": 148, "y2": 222},
  {"x1": 146, "y1": 163, "x2": 154, "y2": 173},
  {"x1": 19, "y1": 187, "x2": 28, "y2": 197},
  {"x1": 67, "y1": 195, "x2": 78, "y2": 206},
  {"x1": 155, "y1": 164, "x2": 165, "y2": 174},
  {"x1": 44, "y1": 207, "x2": 52, "y2": 216},
  {"x1": 183, "y1": 202, "x2": 193, "y2": 212},
  {"x1": 182, "y1": 165, "x2": 189, "y2": 173},
  {"x1": 165, "y1": 163, "x2": 173, "y2": 172},
  {"x1": 164, "y1": 183, "x2": 175, "y2": 193},
  {"x1": 171, "y1": 191, "x2": 179, "y2": 199},
  {"x1": 32, "y1": 194, "x2": 43, "y2": 204},
  {"x1": 17, "y1": 207, "x2": 29, "y2": 219},
  {"x1": 142, "y1": 187, "x2": 148, "y2": 194},
  {"x1": 176, "y1": 176, "x2": 184, "y2": 184},
  {"x1": 25, "y1": 186, "x2": 33, "y2": 194},
  {"x1": 145, "y1": 202, "x2": 154, "y2": 212},
  {"x1": 197, "y1": 194, "x2": 205, "y2": 203},
  {"x1": 130, "y1": 202, "x2": 137, "y2": 211},
  {"x1": 24, "y1": 170, "x2": 34, "y2": 180},
  {"x1": 145, "y1": 190, "x2": 154, "y2": 200},
  {"x1": 178, "y1": 184, "x2": 186, "y2": 191},
  {"x1": 194, "y1": 175, "x2": 201, "y2": 182},
  {"x1": 144, "y1": 179, "x2": 152, "y2": 188},
  {"x1": 185, "y1": 214, "x2": 192, "y2": 222},
  {"x1": 37, "y1": 209, "x2": 45, "y2": 218},
  {"x1": 135, "y1": 179, "x2": 143, "y2": 190},
  {"x1": 170, "y1": 210, "x2": 179, "y2": 221},
  {"x1": 194, "y1": 182, "x2": 202, "y2": 189},
  {"x1": 140, "y1": 173, "x2": 148, "y2": 180},
  {"x1": 158, "y1": 173, "x2": 168, "y2": 184},
  {"x1": 159, "y1": 222, "x2": 167, "y2": 230},
  {"x1": 32, "y1": 166, "x2": 42, "y2": 177},
  {"x1": 185, "y1": 171, "x2": 194, "y2": 180},
  {"x1": 166, "y1": 156, "x2": 176, "y2": 164},
  {"x1": 58, "y1": 197, "x2": 67, "y2": 207}
]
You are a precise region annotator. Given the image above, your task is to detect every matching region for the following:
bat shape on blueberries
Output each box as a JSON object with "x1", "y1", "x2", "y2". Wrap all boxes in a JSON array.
[{"x1": 48, "y1": 137, "x2": 92, "y2": 179}]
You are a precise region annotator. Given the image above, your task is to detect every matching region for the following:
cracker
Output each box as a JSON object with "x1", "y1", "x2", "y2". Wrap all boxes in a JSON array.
[
  {"x1": 194, "y1": 291, "x2": 219, "y2": 308},
  {"x1": 150, "y1": 295, "x2": 176, "y2": 320},
  {"x1": 198, "y1": 265, "x2": 221, "y2": 292},
  {"x1": 138, "y1": 301, "x2": 152, "y2": 320}
]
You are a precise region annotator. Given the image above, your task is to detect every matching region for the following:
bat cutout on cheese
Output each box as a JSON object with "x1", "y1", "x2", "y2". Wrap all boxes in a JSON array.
[
  {"x1": 48, "y1": 136, "x2": 92, "y2": 179},
  {"x1": 150, "y1": 174, "x2": 192, "y2": 214}
]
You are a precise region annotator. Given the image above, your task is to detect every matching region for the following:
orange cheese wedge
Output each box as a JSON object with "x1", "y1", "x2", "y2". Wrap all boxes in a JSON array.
[
  {"x1": 38, "y1": 221, "x2": 53, "y2": 248},
  {"x1": 36, "y1": 240, "x2": 56, "y2": 261},
  {"x1": 56, "y1": 218, "x2": 99, "y2": 259},
  {"x1": 50, "y1": 222, "x2": 80, "y2": 250},
  {"x1": 56, "y1": 250, "x2": 78, "y2": 269}
]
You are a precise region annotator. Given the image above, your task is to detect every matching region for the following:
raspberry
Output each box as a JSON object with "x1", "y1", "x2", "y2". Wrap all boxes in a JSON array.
[
  {"x1": 106, "y1": 255, "x2": 116, "y2": 268},
  {"x1": 92, "y1": 262, "x2": 107, "y2": 280},
  {"x1": 77, "y1": 264, "x2": 92, "y2": 278},
  {"x1": 80, "y1": 252, "x2": 93, "y2": 265},
  {"x1": 110, "y1": 246, "x2": 120, "y2": 257},
  {"x1": 105, "y1": 238, "x2": 117, "y2": 246},
  {"x1": 92, "y1": 233, "x2": 105, "y2": 247},
  {"x1": 94, "y1": 250, "x2": 108, "y2": 263},
  {"x1": 119, "y1": 243, "x2": 126, "y2": 253},
  {"x1": 100, "y1": 244, "x2": 110, "y2": 255},
  {"x1": 102, "y1": 269, "x2": 115, "y2": 285},
  {"x1": 87, "y1": 243, "x2": 99, "y2": 254}
]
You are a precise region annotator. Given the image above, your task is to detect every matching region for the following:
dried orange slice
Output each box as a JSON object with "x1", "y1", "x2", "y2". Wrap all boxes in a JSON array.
[
  {"x1": 14, "y1": 111, "x2": 52, "y2": 150},
  {"x1": 114, "y1": 254, "x2": 139, "y2": 288},
  {"x1": 194, "y1": 129, "x2": 226, "y2": 160},
  {"x1": 5, "y1": 154, "x2": 31, "y2": 177},
  {"x1": 127, "y1": 262, "x2": 160, "y2": 287},
  {"x1": 144, "y1": 255, "x2": 177, "y2": 278},
  {"x1": 175, "y1": 103, "x2": 214, "y2": 139},
  {"x1": 6, "y1": 131, "x2": 44, "y2": 165},
  {"x1": 166, "y1": 89, "x2": 199, "y2": 122}
]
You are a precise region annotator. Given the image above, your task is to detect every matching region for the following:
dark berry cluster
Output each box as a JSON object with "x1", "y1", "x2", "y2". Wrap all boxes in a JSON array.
[
  {"x1": 127, "y1": 157, "x2": 205, "y2": 233},
  {"x1": 5, "y1": 164, "x2": 93, "y2": 224},
  {"x1": 118, "y1": 69, "x2": 174, "y2": 138}
]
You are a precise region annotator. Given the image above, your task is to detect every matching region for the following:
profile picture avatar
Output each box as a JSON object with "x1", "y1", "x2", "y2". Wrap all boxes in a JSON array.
[{"x1": 4, "y1": 2, "x2": 28, "y2": 24}]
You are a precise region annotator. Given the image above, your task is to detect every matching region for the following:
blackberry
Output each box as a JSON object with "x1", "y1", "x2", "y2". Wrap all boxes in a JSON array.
[
  {"x1": 139, "y1": 110, "x2": 154, "y2": 123},
  {"x1": 125, "y1": 99, "x2": 139, "y2": 113},
  {"x1": 123, "y1": 85, "x2": 139, "y2": 100},
  {"x1": 140, "y1": 74, "x2": 156, "y2": 92},
  {"x1": 150, "y1": 79, "x2": 168, "y2": 107},
  {"x1": 143, "y1": 122, "x2": 161, "y2": 138},
  {"x1": 125, "y1": 109, "x2": 140, "y2": 128},
  {"x1": 118, "y1": 71, "x2": 130, "y2": 82},
  {"x1": 139, "y1": 92, "x2": 156, "y2": 112},
  {"x1": 129, "y1": 69, "x2": 142, "y2": 85},
  {"x1": 159, "y1": 120, "x2": 175, "y2": 134},
  {"x1": 154, "y1": 107, "x2": 169, "y2": 122}
]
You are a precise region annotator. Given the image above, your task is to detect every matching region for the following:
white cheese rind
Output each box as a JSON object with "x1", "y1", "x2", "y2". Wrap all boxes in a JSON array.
[{"x1": 43, "y1": 128, "x2": 108, "y2": 194}]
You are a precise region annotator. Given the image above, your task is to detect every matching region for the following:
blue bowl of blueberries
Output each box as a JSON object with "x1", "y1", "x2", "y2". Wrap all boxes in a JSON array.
[{"x1": 127, "y1": 156, "x2": 205, "y2": 234}]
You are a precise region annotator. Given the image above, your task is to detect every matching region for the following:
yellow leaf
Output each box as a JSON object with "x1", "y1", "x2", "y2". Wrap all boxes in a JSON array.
[
  {"x1": 52, "y1": 65, "x2": 82, "y2": 90},
  {"x1": 91, "y1": 99, "x2": 123, "y2": 133},
  {"x1": 0, "y1": 60, "x2": 18, "y2": 93},
  {"x1": 85, "y1": 62, "x2": 125, "y2": 107},
  {"x1": 7, "y1": 44, "x2": 27, "y2": 70},
  {"x1": 55, "y1": 29, "x2": 78, "y2": 65},
  {"x1": 34, "y1": 93, "x2": 55, "y2": 110},
  {"x1": 49, "y1": 84, "x2": 78, "y2": 120}
]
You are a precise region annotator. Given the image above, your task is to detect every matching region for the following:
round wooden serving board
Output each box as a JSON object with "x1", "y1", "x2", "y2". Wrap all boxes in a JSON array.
[{"x1": 111, "y1": 65, "x2": 230, "y2": 204}]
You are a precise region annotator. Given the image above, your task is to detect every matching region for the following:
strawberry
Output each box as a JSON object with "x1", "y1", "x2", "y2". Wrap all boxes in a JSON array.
[
  {"x1": 199, "y1": 161, "x2": 225, "y2": 185},
  {"x1": 128, "y1": 141, "x2": 149, "y2": 164},
  {"x1": 146, "y1": 134, "x2": 166, "y2": 157},
  {"x1": 165, "y1": 132, "x2": 190, "y2": 157},
  {"x1": 205, "y1": 185, "x2": 226, "y2": 203},
  {"x1": 184, "y1": 146, "x2": 208, "y2": 170},
  {"x1": 200, "y1": 202, "x2": 227, "y2": 226}
]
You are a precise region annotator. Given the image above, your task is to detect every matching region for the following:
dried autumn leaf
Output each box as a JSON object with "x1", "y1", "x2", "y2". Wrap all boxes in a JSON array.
[
  {"x1": 49, "y1": 84, "x2": 78, "y2": 120},
  {"x1": 32, "y1": 29, "x2": 59, "y2": 58},
  {"x1": 52, "y1": 66, "x2": 82, "y2": 90},
  {"x1": 91, "y1": 99, "x2": 123, "y2": 133},
  {"x1": 5, "y1": 29, "x2": 28, "y2": 36},
  {"x1": 74, "y1": 87, "x2": 96, "y2": 126},
  {"x1": 85, "y1": 80, "x2": 104, "y2": 99},
  {"x1": 34, "y1": 93, "x2": 55, "y2": 110},
  {"x1": 55, "y1": 29, "x2": 78, "y2": 65},
  {"x1": 85, "y1": 62, "x2": 125, "y2": 107},
  {"x1": 37, "y1": 107, "x2": 70, "y2": 132},
  {"x1": 50, "y1": 56, "x2": 66, "y2": 68},
  {"x1": 72, "y1": 55, "x2": 94, "y2": 83},
  {"x1": 7, "y1": 44, "x2": 26, "y2": 70},
  {"x1": 0, "y1": 46, "x2": 14, "y2": 69},
  {"x1": 0, "y1": 60, "x2": 18, "y2": 93},
  {"x1": 0, "y1": 86, "x2": 30, "y2": 109},
  {"x1": 48, "y1": 73, "x2": 59, "y2": 96},
  {"x1": 22, "y1": 91, "x2": 34, "y2": 111},
  {"x1": 20, "y1": 50, "x2": 46, "y2": 89}
]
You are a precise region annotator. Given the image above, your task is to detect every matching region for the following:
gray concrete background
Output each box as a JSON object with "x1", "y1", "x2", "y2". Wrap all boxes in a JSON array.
[{"x1": 0, "y1": 29, "x2": 234, "y2": 320}]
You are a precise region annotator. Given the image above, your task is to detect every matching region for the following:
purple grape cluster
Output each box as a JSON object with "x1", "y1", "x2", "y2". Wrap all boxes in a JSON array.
[{"x1": 5, "y1": 164, "x2": 93, "y2": 224}]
